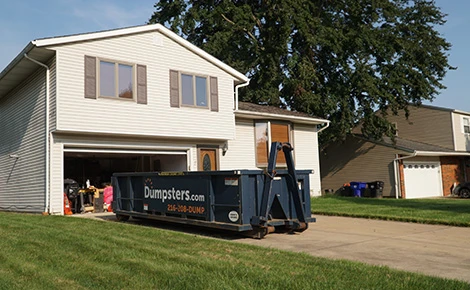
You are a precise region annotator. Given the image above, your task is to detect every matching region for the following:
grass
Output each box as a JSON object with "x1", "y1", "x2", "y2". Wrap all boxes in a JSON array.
[
  {"x1": 312, "y1": 196, "x2": 470, "y2": 226},
  {"x1": 0, "y1": 212, "x2": 468, "y2": 289}
]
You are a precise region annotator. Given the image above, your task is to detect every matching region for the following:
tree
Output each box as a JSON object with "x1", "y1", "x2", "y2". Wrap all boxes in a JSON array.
[{"x1": 149, "y1": 0, "x2": 453, "y2": 143}]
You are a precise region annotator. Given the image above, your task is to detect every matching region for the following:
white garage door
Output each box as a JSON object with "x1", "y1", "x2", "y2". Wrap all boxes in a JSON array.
[{"x1": 403, "y1": 162, "x2": 442, "y2": 199}]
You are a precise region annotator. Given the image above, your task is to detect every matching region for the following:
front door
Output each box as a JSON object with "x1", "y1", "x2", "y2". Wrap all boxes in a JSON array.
[{"x1": 199, "y1": 149, "x2": 218, "y2": 171}]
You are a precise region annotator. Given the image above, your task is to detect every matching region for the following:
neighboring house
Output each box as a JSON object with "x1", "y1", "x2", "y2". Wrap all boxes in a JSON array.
[
  {"x1": 0, "y1": 24, "x2": 329, "y2": 214},
  {"x1": 321, "y1": 105, "x2": 470, "y2": 199}
]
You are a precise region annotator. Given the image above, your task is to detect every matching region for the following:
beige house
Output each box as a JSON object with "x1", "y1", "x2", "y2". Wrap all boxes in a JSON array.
[
  {"x1": 0, "y1": 24, "x2": 328, "y2": 214},
  {"x1": 321, "y1": 105, "x2": 470, "y2": 198}
]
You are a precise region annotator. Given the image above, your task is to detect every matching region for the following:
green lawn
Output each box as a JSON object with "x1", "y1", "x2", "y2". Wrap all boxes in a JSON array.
[
  {"x1": 0, "y1": 213, "x2": 468, "y2": 289},
  {"x1": 312, "y1": 196, "x2": 470, "y2": 226}
]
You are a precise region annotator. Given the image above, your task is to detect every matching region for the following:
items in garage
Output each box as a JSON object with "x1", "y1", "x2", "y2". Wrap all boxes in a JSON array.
[{"x1": 63, "y1": 178, "x2": 110, "y2": 214}]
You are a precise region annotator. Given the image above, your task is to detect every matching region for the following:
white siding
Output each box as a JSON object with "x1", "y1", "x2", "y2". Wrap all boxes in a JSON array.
[
  {"x1": 49, "y1": 57, "x2": 57, "y2": 132},
  {"x1": 51, "y1": 31, "x2": 236, "y2": 141},
  {"x1": 293, "y1": 124, "x2": 321, "y2": 196},
  {"x1": 49, "y1": 134, "x2": 63, "y2": 214},
  {"x1": 0, "y1": 68, "x2": 46, "y2": 212},
  {"x1": 452, "y1": 112, "x2": 470, "y2": 151},
  {"x1": 220, "y1": 118, "x2": 258, "y2": 170}
]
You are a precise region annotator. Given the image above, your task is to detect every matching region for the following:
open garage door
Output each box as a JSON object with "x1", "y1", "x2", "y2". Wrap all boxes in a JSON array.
[
  {"x1": 64, "y1": 148, "x2": 188, "y2": 188},
  {"x1": 403, "y1": 161, "x2": 442, "y2": 199}
]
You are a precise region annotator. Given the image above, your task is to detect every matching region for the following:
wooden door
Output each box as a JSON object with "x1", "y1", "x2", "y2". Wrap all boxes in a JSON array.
[{"x1": 199, "y1": 149, "x2": 218, "y2": 171}]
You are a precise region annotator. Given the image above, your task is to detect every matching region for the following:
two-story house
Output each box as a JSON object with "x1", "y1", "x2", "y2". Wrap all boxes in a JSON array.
[
  {"x1": 0, "y1": 24, "x2": 329, "y2": 214},
  {"x1": 321, "y1": 105, "x2": 470, "y2": 198}
]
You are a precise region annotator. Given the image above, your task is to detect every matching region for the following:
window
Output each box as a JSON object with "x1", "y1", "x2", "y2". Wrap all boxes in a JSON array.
[
  {"x1": 84, "y1": 55, "x2": 147, "y2": 104},
  {"x1": 255, "y1": 121, "x2": 292, "y2": 167},
  {"x1": 181, "y1": 73, "x2": 207, "y2": 107},
  {"x1": 99, "y1": 60, "x2": 133, "y2": 99},
  {"x1": 169, "y1": 70, "x2": 218, "y2": 111},
  {"x1": 463, "y1": 117, "x2": 470, "y2": 134}
]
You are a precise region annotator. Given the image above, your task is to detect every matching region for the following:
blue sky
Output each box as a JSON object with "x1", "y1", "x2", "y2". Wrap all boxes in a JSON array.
[{"x1": 1, "y1": 0, "x2": 468, "y2": 111}]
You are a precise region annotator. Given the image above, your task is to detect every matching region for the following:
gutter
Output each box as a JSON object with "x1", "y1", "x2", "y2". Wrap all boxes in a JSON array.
[
  {"x1": 234, "y1": 80, "x2": 250, "y2": 111},
  {"x1": 24, "y1": 53, "x2": 51, "y2": 214}
]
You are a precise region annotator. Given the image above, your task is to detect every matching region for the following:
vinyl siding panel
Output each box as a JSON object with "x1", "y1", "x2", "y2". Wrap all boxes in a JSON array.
[
  {"x1": 321, "y1": 136, "x2": 408, "y2": 197},
  {"x1": 293, "y1": 124, "x2": 321, "y2": 196},
  {"x1": 220, "y1": 118, "x2": 257, "y2": 170},
  {"x1": 49, "y1": 135, "x2": 63, "y2": 214},
  {"x1": 451, "y1": 112, "x2": 470, "y2": 151},
  {"x1": 385, "y1": 106, "x2": 454, "y2": 149},
  {"x1": 49, "y1": 57, "x2": 57, "y2": 131},
  {"x1": 0, "y1": 68, "x2": 46, "y2": 212},
  {"x1": 52, "y1": 31, "x2": 236, "y2": 140}
]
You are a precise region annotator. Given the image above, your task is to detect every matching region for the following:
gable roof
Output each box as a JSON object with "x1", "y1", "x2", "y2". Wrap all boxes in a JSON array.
[
  {"x1": 0, "y1": 23, "x2": 249, "y2": 99},
  {"x1": 235, "y1": 102, "x2": 329, "y2": 125}
]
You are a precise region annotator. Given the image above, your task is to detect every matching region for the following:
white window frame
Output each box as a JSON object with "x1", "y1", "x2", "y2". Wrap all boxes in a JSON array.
[
  {"x1": 462, "y1": 116, "x2": 470, "y2": 134},
  {"x1": 179, "y1": 72, "x2": 209, "y2": 108},
  {"x1": 97, "y1": 58, "x2": 136, "y2": 100}
]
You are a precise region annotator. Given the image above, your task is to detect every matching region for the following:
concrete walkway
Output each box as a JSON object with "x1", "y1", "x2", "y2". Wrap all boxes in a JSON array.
[{"x1": 236, "y1": 216, "x2": 470, "y2": 283}]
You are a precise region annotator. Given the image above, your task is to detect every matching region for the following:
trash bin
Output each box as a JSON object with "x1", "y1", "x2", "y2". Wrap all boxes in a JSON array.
[
  {"x1": 368, "y1": 181, "x2": 384, "y2": 198},
  {"x1": 350, "y1": 182, "x2": 367, "y2": 197}
]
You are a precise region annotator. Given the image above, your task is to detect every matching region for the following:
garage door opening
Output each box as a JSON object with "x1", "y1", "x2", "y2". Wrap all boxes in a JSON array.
[
  {"x1": 64, "y1": 151, "x2": 188, "y2": 188},
  {"x1": 63, "y1": 150, "x2": 187, "y2": 214}
]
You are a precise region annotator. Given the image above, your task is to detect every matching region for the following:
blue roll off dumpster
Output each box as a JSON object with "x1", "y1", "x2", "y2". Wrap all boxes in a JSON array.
[{"x1": 112, "y1": 142, "x2": 315, "y2": 238}]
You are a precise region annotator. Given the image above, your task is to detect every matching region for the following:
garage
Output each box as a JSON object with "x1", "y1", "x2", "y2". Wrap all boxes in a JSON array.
[
  {"x1": 403, "y1": 161, "x2": 442, "y2": 198},
  {"x1": 61, "y1": 148, "x2": 188, "y2": 214},
  {"x1": 64, "y1": 148, "x2": 188, "y2": 188}
]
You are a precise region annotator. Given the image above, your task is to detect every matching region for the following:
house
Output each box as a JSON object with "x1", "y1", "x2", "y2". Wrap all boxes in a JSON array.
[
  {"x1": 0, "y1": 24, "x2": 329, "y2": 214},
  {"x1": 321, "y1": 105, "x2": 470, "y2": 199}
]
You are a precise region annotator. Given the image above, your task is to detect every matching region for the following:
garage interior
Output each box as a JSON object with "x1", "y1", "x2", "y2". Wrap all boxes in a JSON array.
[{"x1": 64, "y1": 151, "x2": 188, "y2": 188}]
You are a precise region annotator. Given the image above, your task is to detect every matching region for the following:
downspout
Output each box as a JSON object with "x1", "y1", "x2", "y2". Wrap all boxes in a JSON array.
[
  {"x1": 24, "y1": 54, "x2": 50, "y2": 214},
  {"x1": 317, "y1": 122, "x2": 330, "y2": 133},
  {"x1": 393, "y1": 152, "x2": 417, "y2": 199},
  {"x1": 234, "y1": 80, "x2": 250, "y2": 111}
]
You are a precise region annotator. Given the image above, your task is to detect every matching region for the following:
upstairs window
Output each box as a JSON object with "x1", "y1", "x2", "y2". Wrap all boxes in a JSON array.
[
  {"x1": 99, "y1": 60, "x2": 133, "y2": 99},
  {"x1": 169, "y1": 70, "x2": 218, "y2": 111},
  {"x1": 255, "y1": 121, "x2": 292, "y2": 167},
  {"x1": 181, "y1": 74, "x2": 207, "y2": 107},
  {"x1": 464, "y1": 117, "x2": 470, "y2": 134},
  {"x1": 84, "y1": 55, "x2": 147, "y2": 104}
]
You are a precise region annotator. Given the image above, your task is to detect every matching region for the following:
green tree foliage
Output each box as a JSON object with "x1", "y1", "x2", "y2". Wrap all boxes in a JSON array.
[{"x1": 149, "y1": 0, "x2": 453, "y2": 143}]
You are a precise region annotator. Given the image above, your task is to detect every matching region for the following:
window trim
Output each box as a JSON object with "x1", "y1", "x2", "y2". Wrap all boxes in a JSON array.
[
  {"x1": 178, "y1": 71, "x2": 209, "y2": 108},
  {"x1": 97, "y1": 57, "x2": 136, "y2": 101},
  {"x1": 254, "y1": 120, "x2": 293, "y2": 168},
  {"x1": 462, "y1": 116, "x2": 470, "y2": 134}
]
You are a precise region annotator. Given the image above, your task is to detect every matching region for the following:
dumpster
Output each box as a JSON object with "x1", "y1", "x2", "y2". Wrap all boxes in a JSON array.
[
  {"x1": 368, "y1": 181, "x2": 384, "y2": 198},
  {"x1": 350, "y1": 182, "x2": 366, "y2": 197},
  {"x1": 112, "y1": 142, "x2": 314, "y2": 238}
]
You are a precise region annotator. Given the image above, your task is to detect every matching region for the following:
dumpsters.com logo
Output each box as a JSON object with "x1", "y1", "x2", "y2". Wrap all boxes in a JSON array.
[{"x1": 144, "y1": 178, "x2": 205, "y2": 203}]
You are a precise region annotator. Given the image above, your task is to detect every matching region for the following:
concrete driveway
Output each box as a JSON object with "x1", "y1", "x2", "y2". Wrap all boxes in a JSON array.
[{"x1": 236, "y1": 216, "x2": 470, "y2": 283}]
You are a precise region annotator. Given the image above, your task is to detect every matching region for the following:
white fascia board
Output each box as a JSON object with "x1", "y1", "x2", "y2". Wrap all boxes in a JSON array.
[
  {"x1": 32, "y1": 24, "x2": 249, "y2": 83},
  {"x1": 235, "y1": 110, "x2": 329, "y2": 125},
  {"x1": 414, "y1": 151, "x2": 470, "y2": 157}
]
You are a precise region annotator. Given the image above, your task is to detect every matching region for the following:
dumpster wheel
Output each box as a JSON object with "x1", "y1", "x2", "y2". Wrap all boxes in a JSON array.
[{"x1": 116, "y1": 214, "x2": 130, "y2": 222}]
